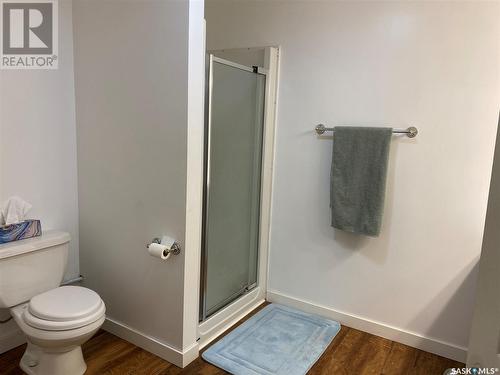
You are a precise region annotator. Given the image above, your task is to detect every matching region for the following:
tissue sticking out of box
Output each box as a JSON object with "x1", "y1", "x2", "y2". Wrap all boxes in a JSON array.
[{"x1": 0, "y1": 196, "x2": 32, "y2": 226}]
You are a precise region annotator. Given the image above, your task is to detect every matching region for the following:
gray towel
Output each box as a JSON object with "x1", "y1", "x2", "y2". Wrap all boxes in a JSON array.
[{"x1": 330, "y1": 126, "x2": 392, "y2": 236}]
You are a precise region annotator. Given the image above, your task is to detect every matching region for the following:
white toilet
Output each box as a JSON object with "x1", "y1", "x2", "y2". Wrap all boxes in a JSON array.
[{"x1": 0, "y1": 231, "x2": 105, "y2": 375}]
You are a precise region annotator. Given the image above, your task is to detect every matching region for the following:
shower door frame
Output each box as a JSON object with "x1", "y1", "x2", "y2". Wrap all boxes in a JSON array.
[
  {"x1": 199, "y1": 54, "x2": 268, "y2": 321},
  {"x1": 197, "y1": 47, "x2": 279, "y2": 347}
]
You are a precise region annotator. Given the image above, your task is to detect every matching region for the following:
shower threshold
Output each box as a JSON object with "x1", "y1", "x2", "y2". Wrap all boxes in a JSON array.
[{"x1": 204, "y1": 283, "x2": 258, "y2": 319}]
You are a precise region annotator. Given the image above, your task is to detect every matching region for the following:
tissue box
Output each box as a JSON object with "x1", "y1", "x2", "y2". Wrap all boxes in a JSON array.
[{"x1": 0, "y1": 220, "x2": 41, "y2": 244}]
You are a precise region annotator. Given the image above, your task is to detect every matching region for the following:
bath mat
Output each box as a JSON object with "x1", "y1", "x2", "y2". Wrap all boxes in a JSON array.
[{"x1": 202, "y1": 304, "x2": 341, "y2": 375}]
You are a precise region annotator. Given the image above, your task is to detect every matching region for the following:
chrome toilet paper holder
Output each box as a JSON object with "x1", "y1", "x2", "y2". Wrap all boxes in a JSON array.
[{"x1": 146, "y1": 237, "x2": 181, "y2": 256}]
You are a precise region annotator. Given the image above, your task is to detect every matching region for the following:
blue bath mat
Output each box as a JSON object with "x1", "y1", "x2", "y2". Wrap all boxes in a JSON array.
[{"x1": 202, "y1": 304, "x2": 341, "y2": 375}]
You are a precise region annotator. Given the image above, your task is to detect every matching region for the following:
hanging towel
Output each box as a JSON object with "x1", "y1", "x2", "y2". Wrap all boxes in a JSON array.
[{"x1": 330, "y1": 126, "x2": 392, "y2": 236}]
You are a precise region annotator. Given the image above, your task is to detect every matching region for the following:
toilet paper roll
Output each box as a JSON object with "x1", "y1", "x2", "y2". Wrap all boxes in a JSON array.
[{"x1": 147, "y1": 243, "x2": 171, "y2": 261}]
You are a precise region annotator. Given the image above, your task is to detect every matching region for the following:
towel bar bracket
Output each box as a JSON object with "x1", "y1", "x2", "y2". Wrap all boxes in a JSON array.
[{"x1": 406, "y1": 126, "x2": 418, "y2": 138}]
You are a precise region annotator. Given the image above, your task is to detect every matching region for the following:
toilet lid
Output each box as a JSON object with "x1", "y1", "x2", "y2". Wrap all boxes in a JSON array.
[
  {"x1": 29, "y1": 286, "x2": 102, "y2": 321},
  {"x1": 23, "y1": 286, "x2": 105, "y2": 331}
]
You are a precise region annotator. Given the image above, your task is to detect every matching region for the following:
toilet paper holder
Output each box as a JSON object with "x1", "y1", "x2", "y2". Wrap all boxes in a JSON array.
[{"x1": 146, "y1": 237, "x2": 181, "y2": 256}]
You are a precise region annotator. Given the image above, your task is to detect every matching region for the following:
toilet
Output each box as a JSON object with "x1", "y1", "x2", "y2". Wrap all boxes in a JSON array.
[{"x1": 0, "y1": 231, "x2": 105, "y2": 375}]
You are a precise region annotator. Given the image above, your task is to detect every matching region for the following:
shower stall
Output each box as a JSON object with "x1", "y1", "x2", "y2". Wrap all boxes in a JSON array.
[{"x1": 198, "y1": 47, "x2": 279, "y2": 343}]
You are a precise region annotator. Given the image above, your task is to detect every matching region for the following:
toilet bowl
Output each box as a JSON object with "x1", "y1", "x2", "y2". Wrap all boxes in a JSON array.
[
  {"x1": 10, "y1": 286, "x2": 105, "y2": 375},
  {"x1": 0, "y1": 231, "x2": 105, "y2": 375}
]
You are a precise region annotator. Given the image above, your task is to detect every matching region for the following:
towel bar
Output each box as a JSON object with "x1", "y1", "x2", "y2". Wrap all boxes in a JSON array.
[{"x1": 315, "y1": 124, "x2": 418, "y2": 138}]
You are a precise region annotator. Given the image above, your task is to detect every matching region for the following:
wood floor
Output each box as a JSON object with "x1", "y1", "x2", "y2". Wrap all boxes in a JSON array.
[{"x1": 0, "y1": 303, "x2": 464, "y2": 375}]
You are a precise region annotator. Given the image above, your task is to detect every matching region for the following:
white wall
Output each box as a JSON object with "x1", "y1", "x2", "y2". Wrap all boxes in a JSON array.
[
  {"x1": 467, "y1": 115, "x2": 500, "y2": 369},
  {"x1": 0, "y1": 0, "x2": 79, "y2": 353},
  {"x1": 182, "y1": 0, "x2": 205, "y2": 359},
  {"x1": 0, "y1": 0, "x2": 79, "y2": 281},
  {"x1": 73, "y1": 0, "x2": 203, "y2": 366},
  {"x1": 206, "y1": 0, "x2": 500, "y2": 360}
]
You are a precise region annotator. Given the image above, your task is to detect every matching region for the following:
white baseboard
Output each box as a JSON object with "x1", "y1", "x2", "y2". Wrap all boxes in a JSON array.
[
  {"x1": 103, "y1": 317, "x2": 199, "y2": 368},
  {"x1": 266, "y1": 289, "x2": 467, "y2": 363},
  {"x1": 0, "y1": 320, "x2": 25, "y2": 354}
]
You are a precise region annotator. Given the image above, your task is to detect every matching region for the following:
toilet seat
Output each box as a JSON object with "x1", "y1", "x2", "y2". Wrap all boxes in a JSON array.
[{"x1": 22, "y1": 286, "x2": 105, "y2": 331}]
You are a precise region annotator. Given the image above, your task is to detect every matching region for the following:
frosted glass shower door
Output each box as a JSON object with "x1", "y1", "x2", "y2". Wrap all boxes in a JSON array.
[{"x1": 201, "y1": 55, "x2": 265, "y2": 320}]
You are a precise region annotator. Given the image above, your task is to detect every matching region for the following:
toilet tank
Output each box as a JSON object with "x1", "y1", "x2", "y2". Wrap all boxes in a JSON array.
[{"x1": 0, "y1": 231, "x2": 70, "y2": 308}]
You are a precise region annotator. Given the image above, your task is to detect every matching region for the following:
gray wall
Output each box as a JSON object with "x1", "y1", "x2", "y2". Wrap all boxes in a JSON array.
[
  {"x1": 73, "y1": 0, "x2": 189, "y2": 350},
  {"x1": 467, "y1": 115, "x2": 500, "y2": 368}
]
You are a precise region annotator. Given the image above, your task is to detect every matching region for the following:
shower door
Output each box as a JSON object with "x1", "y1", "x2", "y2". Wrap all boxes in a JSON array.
[{"x1": 200, "y1": 55, "x2": 266, "y2": 320}]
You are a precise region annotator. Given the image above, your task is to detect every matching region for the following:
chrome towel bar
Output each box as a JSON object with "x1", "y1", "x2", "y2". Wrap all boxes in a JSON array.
[{"x1": 315, "y1": 124, "x2": 418, "y2": 138}]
